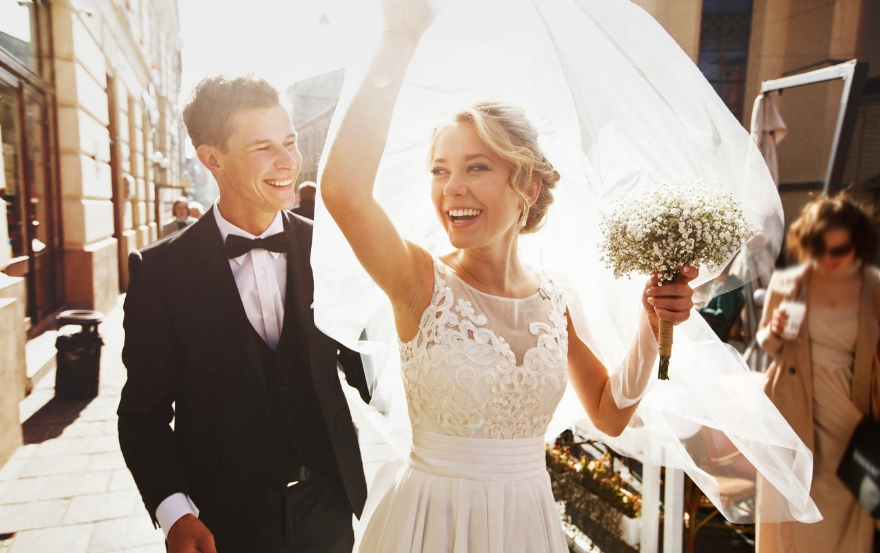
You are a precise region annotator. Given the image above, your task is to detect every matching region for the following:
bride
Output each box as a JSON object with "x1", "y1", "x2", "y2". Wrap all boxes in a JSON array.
[{"x1": 319, "y1": 1, "x2": 697, "y2": 550}]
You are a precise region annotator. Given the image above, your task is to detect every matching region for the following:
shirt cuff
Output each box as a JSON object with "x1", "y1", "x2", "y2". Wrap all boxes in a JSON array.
[{"x1": 156, "y1": 493, "x2": 200, "y2": 538}]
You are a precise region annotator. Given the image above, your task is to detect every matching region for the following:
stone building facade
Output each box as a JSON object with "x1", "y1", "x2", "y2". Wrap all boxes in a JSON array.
[
  {"x1": 287, "y1": 69, "x2": 345, "y2": 186},
  {"x1": 634, "y1": 0, "x2": 880, "y2": 229},
  {"x1": 0, "y1": 0, "x2": 183, "y2": 466}
]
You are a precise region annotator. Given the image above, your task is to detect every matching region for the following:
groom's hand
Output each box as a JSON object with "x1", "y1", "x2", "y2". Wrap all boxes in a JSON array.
[{"x1": 167, "y1": 514, "x2": 216, "y2": 553}]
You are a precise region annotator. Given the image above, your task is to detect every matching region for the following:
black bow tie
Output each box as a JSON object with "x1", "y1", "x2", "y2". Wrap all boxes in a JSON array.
[{"x1": 225, "y1": 231, "x2": 288, "y2": 259}]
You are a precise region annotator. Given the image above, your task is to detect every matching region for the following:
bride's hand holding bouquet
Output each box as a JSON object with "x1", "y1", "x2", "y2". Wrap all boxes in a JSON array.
[
  {"x1": 641, "y1": 264, "x2": 699, "y2": 343},
  {"x1": 602, "y1": 182, "x2": 753, "y2": 379}
]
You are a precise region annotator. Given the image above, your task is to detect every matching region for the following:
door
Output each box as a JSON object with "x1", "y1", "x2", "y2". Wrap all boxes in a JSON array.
[
  {"x1": 22, "y1": 87, "x2": 60, "y2": 322},
  {"x1": 0, "y1": 71, "x2": 61, "y2": 328}
]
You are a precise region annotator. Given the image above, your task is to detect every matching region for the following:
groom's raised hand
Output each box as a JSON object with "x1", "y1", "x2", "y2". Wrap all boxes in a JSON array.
[{"x1": 167, "y1": 514, "x2": 216, "y2": 553}]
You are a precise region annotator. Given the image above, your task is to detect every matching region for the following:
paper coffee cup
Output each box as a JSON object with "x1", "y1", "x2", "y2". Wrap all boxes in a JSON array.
[{"x1": 779, "y1": 300, "x2": 806, "y2": 340}]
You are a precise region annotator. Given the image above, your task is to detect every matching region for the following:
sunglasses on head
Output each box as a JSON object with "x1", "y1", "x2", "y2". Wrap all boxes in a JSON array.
[{"x1": 819, "y1": 242, "x2": 855, "y2": 258}]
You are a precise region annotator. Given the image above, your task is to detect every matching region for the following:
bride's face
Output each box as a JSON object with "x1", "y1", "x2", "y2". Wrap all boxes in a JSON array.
[{"x1": 430, "y1": 123, "x2": 523, "y2": 250}]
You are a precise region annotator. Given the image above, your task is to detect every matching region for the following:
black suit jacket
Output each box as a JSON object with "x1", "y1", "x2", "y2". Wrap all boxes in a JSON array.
[{"x1": 118, "y1": 209, "x2": 367, "y2": 552}]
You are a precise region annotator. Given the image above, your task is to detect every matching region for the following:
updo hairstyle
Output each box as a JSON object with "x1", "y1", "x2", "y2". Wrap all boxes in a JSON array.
[{"x1": 429, "y1": 102, "x2": 560, "y2": 234}]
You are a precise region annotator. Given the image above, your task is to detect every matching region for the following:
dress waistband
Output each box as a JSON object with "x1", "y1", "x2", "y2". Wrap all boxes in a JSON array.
[{"x1": 407, "y1": 429, "x2": 547, "y2": 482}]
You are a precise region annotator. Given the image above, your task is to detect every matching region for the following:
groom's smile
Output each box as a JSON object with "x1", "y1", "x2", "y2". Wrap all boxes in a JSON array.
[{"x1": 198, "y1": 104, "x2": 302, "y2": 235}]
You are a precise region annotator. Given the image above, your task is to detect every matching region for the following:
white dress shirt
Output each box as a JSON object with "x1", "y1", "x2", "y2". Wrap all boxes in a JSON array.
[{"x1": 155, "y1": 202, "x2": 289, "y2": 536}]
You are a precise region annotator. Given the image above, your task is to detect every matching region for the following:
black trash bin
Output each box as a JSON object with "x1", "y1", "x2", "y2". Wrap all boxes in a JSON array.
[{"x1": 55, "y1": 310, "x2": 104, "y2": 399}]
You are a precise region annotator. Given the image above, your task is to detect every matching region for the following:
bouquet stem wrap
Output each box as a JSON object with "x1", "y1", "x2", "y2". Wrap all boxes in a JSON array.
[
  {"x1": 657, "y1": 319, "x2": 672, "y2": 380},
  {"x1": 656, "y1": 269, "x2": 681, "y2": 380}
]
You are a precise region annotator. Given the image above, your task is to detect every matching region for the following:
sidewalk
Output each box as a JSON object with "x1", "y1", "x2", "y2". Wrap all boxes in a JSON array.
[{"x1": 0, "y1": 295, "x2": 397, "y2": 553}]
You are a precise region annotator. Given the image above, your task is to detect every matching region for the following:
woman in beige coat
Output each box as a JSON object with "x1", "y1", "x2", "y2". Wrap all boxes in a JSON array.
[{"x1": 757, "y1": 195, "x2": 880, "y2": 553}]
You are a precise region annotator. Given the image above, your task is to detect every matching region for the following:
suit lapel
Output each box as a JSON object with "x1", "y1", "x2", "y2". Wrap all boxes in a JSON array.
[
  {"x1": 282, "y1": 212, "x2": 315, "y2": 353},
  {"x1": 196, "y1": 210, "x2": 269, "y2": 399}
]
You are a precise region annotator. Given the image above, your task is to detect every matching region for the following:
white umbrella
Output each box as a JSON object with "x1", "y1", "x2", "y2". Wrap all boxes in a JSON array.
[{"x1": 750, "y1": 93, "x2": 788, "y2": 186}]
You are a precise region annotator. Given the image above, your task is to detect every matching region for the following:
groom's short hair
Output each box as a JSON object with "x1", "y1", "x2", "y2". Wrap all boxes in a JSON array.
[{"x1": 182, "y1": 75, "x2": 281, "y2": 151}]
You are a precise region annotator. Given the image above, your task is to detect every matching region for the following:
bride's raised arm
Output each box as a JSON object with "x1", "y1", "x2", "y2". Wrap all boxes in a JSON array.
[{"x1": 320, "y1": 0, "x2": 440, "y2": 336}]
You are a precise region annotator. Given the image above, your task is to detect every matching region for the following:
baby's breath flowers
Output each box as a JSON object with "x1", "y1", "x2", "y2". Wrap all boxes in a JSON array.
[{"x1": 599, "y1": 182, "x2": 752, "y2": 380}]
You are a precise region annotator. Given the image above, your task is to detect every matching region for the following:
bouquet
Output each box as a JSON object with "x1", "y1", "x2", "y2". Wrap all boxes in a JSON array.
[{"x1": 599, "y1": 182, "x2": 752, "y2": 379}]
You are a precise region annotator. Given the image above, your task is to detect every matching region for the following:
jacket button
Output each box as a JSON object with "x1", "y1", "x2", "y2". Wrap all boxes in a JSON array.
[
  {"x1": 286, "y1": 417, "x2": 295, "y2": 427},
  {"x1": 275, "y1": 355, "x2": 282, "y2": 364},
  {"x1": 280, "y1": 385, "x2": 288, "y2": 393},
  {"x1": 264, "y1": 404, "x2": 271, "y2": 414},
  {"x1": 788, "y1": 367, "x2": 796, "y2": 375}
]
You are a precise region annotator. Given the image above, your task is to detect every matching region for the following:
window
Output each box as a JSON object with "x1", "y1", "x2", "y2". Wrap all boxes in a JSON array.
[
  {"x1": 0, "y1": 0, "x2": 48, "y2": 76},
  {"x1": 698, "y1": 0, "x2": 754, "y2": 122}
]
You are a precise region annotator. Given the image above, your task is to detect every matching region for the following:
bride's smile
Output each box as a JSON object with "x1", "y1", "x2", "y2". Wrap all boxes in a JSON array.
[{"x1": 430, "y1": 122, "x2": 526, "y2": 250}]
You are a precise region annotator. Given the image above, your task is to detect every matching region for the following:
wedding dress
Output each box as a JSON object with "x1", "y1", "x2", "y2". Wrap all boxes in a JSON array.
[
  {"x1": 314, "y1": 0, "x2": 822, "y2": 532},
  {"x1": 356, "y1": 258, "x2": 570, "y2": 552}
]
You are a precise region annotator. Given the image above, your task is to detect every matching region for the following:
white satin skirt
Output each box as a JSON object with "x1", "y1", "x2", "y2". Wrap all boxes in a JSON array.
[{"x1": 355, "y1": 430, "x2": 568, "y2": 553}]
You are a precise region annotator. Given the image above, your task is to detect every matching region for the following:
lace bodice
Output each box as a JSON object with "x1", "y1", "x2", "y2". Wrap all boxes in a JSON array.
[{"x1": 400, "y1": 258, "x2": 569, "y2": 439}]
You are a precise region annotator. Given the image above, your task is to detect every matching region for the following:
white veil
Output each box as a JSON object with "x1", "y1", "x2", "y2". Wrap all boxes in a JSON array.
[{"x1": 312, "y1": 0, "x2": 821, "y2": 524}]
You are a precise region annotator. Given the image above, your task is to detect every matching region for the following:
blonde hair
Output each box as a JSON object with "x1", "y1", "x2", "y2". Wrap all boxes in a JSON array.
[{"x1": 429, "y1": 102, "x2": 560, "y2": 233}]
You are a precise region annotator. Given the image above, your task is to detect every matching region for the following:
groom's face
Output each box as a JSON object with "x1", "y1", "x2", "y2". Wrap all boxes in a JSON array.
[{"x1": 201, "y1": 105, "x2": 301, "y2": 226}]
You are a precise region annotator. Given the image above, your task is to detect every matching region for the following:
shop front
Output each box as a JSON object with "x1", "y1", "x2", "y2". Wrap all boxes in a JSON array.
[{"x1": 1, "y1": 0, "x2": 63, "y2": 335}]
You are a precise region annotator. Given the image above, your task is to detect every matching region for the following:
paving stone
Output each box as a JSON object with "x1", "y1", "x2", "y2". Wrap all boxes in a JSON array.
[
  {"x1": 107, "y1": 468, "x2": 137, "y2": 492},
  {"x1": 23, "y1": 398, "x2": 91, "y2": 426},
  {"x1": 8, "y1": 445, "x2": 38, "y2": 461},
  {"x1": 57, "y1": 421, "x2": 106, "y2": 439},
  {"x1": 33, "y1": 438, "x2": 87, "y2": 457},
  {"x1": 116, "y1": 543, "x2": 166, "y2": 553},
  {"x1": 80, "y1": 436, "x2": 121, "y2": 455},
  {"x1": 62, "y1": 490, "x2": 141, "y2": 525},
  {"x1": 0, "y1": 477, "x2": 48, "y2": 505},
  {"x1": 0, "y1": 532, "x2": 13, "y2": 553},
  {"x1": 32, "y1": 435, "x2": 118, "y2": 457},
  {"x1": 0, "y1": 499, "x2": 69, "y2": 533},
  {"x1": 102, "y1": 420, "x2": 120, "y2": 436},
  {"x1": 76, "y1": 399, "x2": 121, "y2": 423},
  {"x1": 0, "y1": 460, "x2": 26, "y2": 482},
  {"x1": 19, "y1": 454, "x2": 90, "y2": 478},
  {"x1": 21, "y1": 423, "x2": 60, "y2": 444},
  {"x1": 85, "y1": 451, "x2": 127, "y2": 472},
  {"x1": 39, "y1": 471, "x2": 111, "y2": 500},
  {"x1": 8, "y1": 523, "x2": 93, "y2": 553},
  {"x1": 18, "y1": 387, "x2": 55, "y2": 423},
  {"x1": 88, "y1": 515, "x2": 163, "y2": 552}
]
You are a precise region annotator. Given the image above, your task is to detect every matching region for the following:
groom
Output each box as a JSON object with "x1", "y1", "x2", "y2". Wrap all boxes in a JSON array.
[{"x1": 118, "y1": 76, "x2": 367, "y2": 553}]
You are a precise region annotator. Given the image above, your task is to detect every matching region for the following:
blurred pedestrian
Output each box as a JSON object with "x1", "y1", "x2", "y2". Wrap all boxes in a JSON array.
[
  {"x1": 292, "y1": 181, "x2": 316, "y2": 220},
  {"x1": 757, "y1": 194, "x2": 880, "y2": 553},
  {"x1": 161, "y1": 197, "x2": 197, "y2": 237},
  {"x1": 698, "y1": 273, "x2": 745, "y2": 342},
  {"x1": 188, "y1": 200, "x2": 205, "y2": 219}
]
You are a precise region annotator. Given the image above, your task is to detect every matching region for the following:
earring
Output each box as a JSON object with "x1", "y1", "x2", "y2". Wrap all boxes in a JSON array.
[{"x1": 518, "y1": 204, "x2": 529, "y2": 229}]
